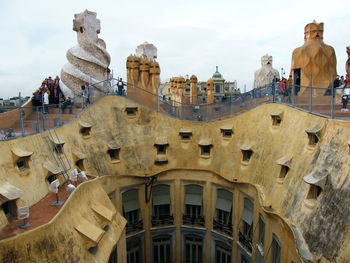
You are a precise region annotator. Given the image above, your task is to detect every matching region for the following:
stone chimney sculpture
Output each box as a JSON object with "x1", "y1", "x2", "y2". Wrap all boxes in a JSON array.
[
  {"x1": 206, "y1": 79, "x2": 214, "y2": 104},
  {"x1": 290, "y1": 21, "x2": 336, "y2": 94},
  {"x1": 126, "y1": 42, "x2": 160, "y2": 96},
  {"x1": 190, "y1": 75, "x2": 198, "y2": 104},
  {"x1": 253, "y1": 54, "x2": 280, "y2": 89},
  {"x1": 60, "y1": 10, "x2": 111, "y2": 98}
]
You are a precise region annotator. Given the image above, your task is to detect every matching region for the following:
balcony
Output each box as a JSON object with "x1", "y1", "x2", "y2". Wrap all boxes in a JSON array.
[
  {"x1": 182, "y1": 214, "x2": 205, "y2": 227},
  {"x1": 239, "y1": 231, "x2": 252, "y2": 252},
  {"x1": 213, "y1": 219, "x2": 233, "y2": 236},
  {"x1": 151, "y1": 215, "x2": 174, "y2": 227},
  {"x1": 126, "y1": 219, "x2": 143, "y2": 235}
]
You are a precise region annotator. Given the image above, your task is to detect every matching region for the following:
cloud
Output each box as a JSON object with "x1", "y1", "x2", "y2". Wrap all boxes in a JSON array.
[{"x1": 0, "y1": 0, "x2": 349, "y2": 98}]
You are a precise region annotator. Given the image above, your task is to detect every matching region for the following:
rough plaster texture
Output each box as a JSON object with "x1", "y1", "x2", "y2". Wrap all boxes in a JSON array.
[
  {"x1": 253, "y1": 54, "x2": 280, "y2": 89},
  {"x1": 60, "y1": 10, "x2": 111, "y2": 98},
  {"x1": 0, "y1": 96, "x2": 349, "y2": 262},
  {"x1": 290, "y1": 21, "x2": 337, "y2": 93}
]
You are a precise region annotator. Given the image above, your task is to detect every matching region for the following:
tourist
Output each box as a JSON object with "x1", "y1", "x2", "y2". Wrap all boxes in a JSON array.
[
  {"x1": 81, "y1": 85, "x2": 91, "y2": 107},
  {"x1": 286, "y1": 75, "x2": 293, "y2": 103},
  {"x1": 61, "y1": 96, "x2": 74, "y2": 114},
  {"x1": 42, "y1": 88, "x2": 50, "y2": 114},
  {"x1": 340, "y1": 76, "x2": 345, "y2": 86},
  {"x1": 54, "y1": 76, "x2": 61, "y2": 104},
  {"x1": 47, "y1": 77, "x2": 55, "y2": 104},
  {"x1": 32, "y1": 89, "x2": 42, "y2": 107},
  {"x1": 117, "y1": 78, "x2": 124, "y2": 95}
]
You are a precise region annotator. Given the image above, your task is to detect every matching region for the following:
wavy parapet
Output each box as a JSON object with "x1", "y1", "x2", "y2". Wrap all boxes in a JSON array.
[{"x1": 60, "y1": 10, "x2": 111, "y2": 98}]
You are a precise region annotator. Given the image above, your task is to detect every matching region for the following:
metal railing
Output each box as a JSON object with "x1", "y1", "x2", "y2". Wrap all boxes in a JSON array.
[
  {"x1": 151, "y1": 214, "x2": 174, "y2": 227},
  {"x1": 125, "y1": 219, "x2": 143, "y2": 235},
  {"x1": 1, "y1": 77, "x2": 349, "y2": 141},
  {"x1": 213, "y1": 219, "x2": 233, "y2": 236},
  {"x1": 182, "y1": 214, "x2": 205, "y2": 227}
]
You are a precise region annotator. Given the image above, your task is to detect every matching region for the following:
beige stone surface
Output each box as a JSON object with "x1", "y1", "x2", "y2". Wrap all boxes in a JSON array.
[{"x1": 0, "y1": 96, "x2": 349, "y2": 262}]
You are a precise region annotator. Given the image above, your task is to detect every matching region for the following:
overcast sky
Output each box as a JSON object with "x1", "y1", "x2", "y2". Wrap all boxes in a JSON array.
[{"x1": 0, "y1": 0, "x2": 349, "y2": 98}]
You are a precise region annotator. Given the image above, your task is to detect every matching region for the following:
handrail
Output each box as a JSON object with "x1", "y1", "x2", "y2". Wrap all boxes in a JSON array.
[{"x1": 0, "y1": 78, "x2": 349, "y2": 141}]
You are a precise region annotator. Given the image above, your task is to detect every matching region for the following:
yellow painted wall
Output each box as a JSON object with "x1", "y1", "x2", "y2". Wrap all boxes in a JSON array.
[{"x1": 0, "y1": 96, "x2": 349, "y2": 262}]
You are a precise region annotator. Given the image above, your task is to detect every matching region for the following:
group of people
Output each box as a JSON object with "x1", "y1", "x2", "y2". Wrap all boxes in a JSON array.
[
  {"x1": 335, "y1": 75, "x2": 350, "y2": 111},
  {"x1": 32, "y1": 76, "x2": 62, "y2": 113}
]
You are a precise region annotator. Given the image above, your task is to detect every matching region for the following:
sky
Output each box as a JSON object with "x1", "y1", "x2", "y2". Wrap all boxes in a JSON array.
[{"x1": 0, "y1": 0, "x2": 349, "y2": 98}]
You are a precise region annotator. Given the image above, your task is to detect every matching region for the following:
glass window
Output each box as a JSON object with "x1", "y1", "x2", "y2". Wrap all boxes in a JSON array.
[
  {"x1": 152, "y1": 185, "x2": 172, "y2": 226},
  {"x1": 216, "y1": 189, "x2": 233, "y2": 225},
  {"x1": 239, "y1": 197, "x2": 254, "y2": 252},
  {"x1": 258, "y1": 216, "x2": 265, "y2": 247},
  {"x1": 185, "y1": 235, "x2": 203, "y2": 263},
  {"x1": 127, "y1": 238, "x2": 141, "y2": 263},
  {"x1": 184, "y1": 185, "x2": 204, "y2": 226},
  {"x1": 123, "y1": 189, "x2": 142, "y2": 234},
  {"x1": 215, "y1": 241, "x2": 231, "y2": 263},
  {"x1": 215, "y1": 84, "x2": 221, "y2": 93},
  {"x1": 271, "y1": 235, "x2": 281, "y2": 263},
  {"x1": 153, "y1": 236, "x2": 171, "y2": 263},
  {"x1": 185, "y1": 185, "x2": 202, "y2": 217}
]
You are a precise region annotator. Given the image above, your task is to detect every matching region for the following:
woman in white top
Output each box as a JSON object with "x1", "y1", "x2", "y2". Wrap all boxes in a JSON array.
[{"x1": 43, "y1": 89, "x2": 50, "y2": 113}]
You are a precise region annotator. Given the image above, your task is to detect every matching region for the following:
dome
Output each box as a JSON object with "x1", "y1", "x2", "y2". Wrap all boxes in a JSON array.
[{"x1": 212, "y1": 66, "x2": 223, "y2": 78}]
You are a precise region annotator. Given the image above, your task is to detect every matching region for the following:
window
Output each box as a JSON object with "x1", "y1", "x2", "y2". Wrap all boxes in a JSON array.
[
  {"x1": 271, "y1": 235, "x2": 281, "y2": 263},
  {"x1": 54, "y1": 143, "x2": 64, "y2": 154},
  {"x1": 75, "y1": 159, "x2": 85, "y2": 171},
  {"x1": 271, "y1": 115, "x2": 282, "y2": 126},
  {"x1": 242, "y1": 150, "x2": 253, "y2": 163},
  {"x1": 152, "y1": 185, "x2": 172, "y2": 226},
  {"x1": 308, "y1": 133, "x2": 319, "y2": 145},
  {"x1": 180, "y1": 132, "x2": 192, "y2": 141},
  {"x1": 153, "y1": 236, "x2": 171, "y2": 263},
  {"x1": 215, "y1": 241, "x2": 231, "y2": 263},
  {"x1": 47, "y1": 173, "x2": 56, "y2": 184},
  {"x1": 16, "y1": 157, "x2": 29, "y2": 171},
  {"x1": 125, "y1": 107, "x2": 138, "y2": 116},
  {"x1": 80, "y1": 127, "x2": 91, "y2": 137},
  {"x1": 108, "y1": 247, "x2": 118, "y2": 263},
  {"x1": 1, "y1": 200, "x2": 16, "y2": 218},
  {"x1": 279, "y1": 165, "x2": 289, "y2": 179},
  {"x1": 200, "y1": 145, "x2": 211, "y2": 156},
  {"x1": 123, "y1": 189, "x2": 142, "y2": 234},
  {"x1": 240, "y1": 253, "x2": 251, "y2": 263},
  {"x1": 127, "y1": 238, "x2": 141, "y2": 263},
  {"x1": 306, "y1": 184, "x2": 322, "y2": 200},
  {"x1": 108, "y1": 149, "x2": 120, "y2": 162},
  {"x1": 183, "y1": 185, "x2": 204, "y2": 226},
  {"x1": 185, "y1": 235, "x2": 203, "y2": 263},
  {"x1": 215, "y1": 84, "x2": 221, "y2": 93},
  {"x1": 306, "y1": 127, "x2": 322, "y2": 146},
  {"x1": 239, "y1": 198, "x2": 254, "y2": 252},
  {"x1": 155, "y1": 144, "x2": 168, "y2": 155},
  {"x1": 221, "y1": 129, "x2": 233, "y2": 138},
  {"x1": 257, "y1": 216, "x2": 265, "y2": 248},
  {"x1": 214, "y1": 189, "x2": 233, "y2": 235}
]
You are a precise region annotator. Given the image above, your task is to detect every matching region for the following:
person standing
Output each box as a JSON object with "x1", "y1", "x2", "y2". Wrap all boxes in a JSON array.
[
  {"x1": 54, "y1": 76, "x2": 61, "y2": 104},
  {"x1": 43, "y1": 88, "x2": 50, "y2": 114},
  {"x1": 117, "y1": 78, "x2": 124, "y2": 95}
]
